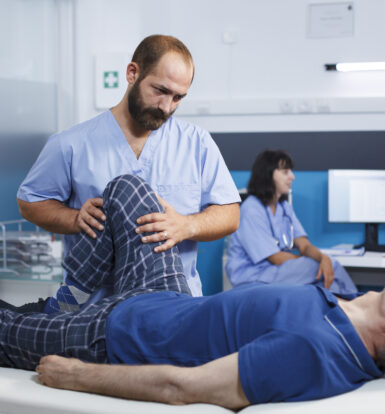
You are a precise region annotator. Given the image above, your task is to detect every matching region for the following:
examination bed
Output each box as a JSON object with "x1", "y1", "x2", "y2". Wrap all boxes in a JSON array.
[{"x1": 0, "y1": 367, "x2": 384, "y2": 414}]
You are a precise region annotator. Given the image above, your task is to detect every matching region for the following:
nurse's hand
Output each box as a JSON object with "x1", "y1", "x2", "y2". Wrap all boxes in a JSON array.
[
  {"x1": 75, "y1": 197, "x2": 105, "y2": 239},
  {"x1": 315, "y1": 254, "x2": 334, "y2": 290},
  {"x1": 135, "y1": 196, "x2": 189, "y2": 252}
]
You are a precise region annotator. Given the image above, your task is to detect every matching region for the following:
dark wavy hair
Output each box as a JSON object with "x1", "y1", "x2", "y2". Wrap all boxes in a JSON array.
[{"x1": 247, "y1": 149, "x2": 294, "y2": 205}]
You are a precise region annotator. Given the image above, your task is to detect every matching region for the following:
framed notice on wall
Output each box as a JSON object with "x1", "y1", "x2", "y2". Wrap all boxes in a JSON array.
[{"x1": 307, "y1": 2, "x2": 354, "y2": 38}]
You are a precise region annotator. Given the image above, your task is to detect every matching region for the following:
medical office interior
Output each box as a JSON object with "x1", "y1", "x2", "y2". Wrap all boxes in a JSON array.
[{"x1": 1, "y1": 0, "x2": 385, "y2": 303}]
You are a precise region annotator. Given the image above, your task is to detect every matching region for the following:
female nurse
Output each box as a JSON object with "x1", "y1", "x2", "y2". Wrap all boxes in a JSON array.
[{"x1": 226, "y1": 149, "x2": 357, "y2": 295}]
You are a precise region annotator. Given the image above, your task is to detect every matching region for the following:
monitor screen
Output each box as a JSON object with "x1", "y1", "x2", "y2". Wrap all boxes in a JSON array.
[{"x1": 328, "y1": 170, "x2": 385, "y2": 223}]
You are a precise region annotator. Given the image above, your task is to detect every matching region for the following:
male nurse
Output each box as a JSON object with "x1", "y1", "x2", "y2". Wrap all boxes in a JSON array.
[{"x1": 16, "y1": 34, "x2": 240, "y2": 312}]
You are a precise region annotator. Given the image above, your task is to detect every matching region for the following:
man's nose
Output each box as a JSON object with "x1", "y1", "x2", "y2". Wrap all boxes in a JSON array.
[{"x1": 158, "y1": 96, "x2": 174, "y2": 114}]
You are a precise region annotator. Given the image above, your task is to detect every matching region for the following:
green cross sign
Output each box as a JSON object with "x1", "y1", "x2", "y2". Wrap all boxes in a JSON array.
[{"x1": 104, "y1": 71, "x2": 119, "y2": 88}]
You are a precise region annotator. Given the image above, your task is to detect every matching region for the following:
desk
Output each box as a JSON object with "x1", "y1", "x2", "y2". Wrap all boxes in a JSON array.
[{"x1": 334, "y1": 252, "x2": 385, "y2": 287}]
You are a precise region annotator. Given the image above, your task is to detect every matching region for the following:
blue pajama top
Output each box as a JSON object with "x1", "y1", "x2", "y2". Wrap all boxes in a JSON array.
[
  {"x1": 105, "y1": 284, "x2": 382, "y2": 404},
  {"x1": 226, "y1": 195, "x2": 306, "y2": 286},
  {"x1": 17, "y1": 110, "x2": 240, "y2": 296}
]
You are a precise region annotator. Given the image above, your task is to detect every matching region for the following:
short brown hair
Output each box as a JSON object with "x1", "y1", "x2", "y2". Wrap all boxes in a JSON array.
[{"x1": 132, "y1": 34, "x2": 194, "y2": 81}]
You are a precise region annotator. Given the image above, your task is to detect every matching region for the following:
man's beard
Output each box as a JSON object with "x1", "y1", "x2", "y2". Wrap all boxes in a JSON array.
[{"x1": 128, "y1": 81, "x2": 175, "y2": 130}]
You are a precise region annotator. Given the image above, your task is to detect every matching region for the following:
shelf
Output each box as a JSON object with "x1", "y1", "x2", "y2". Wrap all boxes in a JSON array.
[{"x1": 0, "y1": 219, "x2": 63, "y2": 283}]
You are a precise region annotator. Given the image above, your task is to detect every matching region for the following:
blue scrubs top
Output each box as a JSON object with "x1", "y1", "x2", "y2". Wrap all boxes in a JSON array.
[
  {"x1": 226, "y1": 195, "x2": 306, "y2": 286},
  {"x1": 105, "y1": 284, "x2": 382, "y2": 403},
  {"x1": 17, "y1": 110, "x2": 240, "y2": 296}
]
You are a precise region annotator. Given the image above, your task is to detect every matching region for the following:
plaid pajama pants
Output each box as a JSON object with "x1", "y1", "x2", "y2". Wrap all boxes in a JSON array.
[{"x1": 0, "y1": 175, "x2": 191, "y2": 370}]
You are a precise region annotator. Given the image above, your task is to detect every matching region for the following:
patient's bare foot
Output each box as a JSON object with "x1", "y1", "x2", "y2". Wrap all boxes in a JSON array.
[{"x1": 36, "y1": 355, "x2": 86, "y2": 391}]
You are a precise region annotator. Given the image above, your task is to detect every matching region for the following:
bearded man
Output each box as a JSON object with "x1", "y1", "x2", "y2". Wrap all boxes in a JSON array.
[{"x1": 12, "y1": 35, "x2": 240, "y2": 313}]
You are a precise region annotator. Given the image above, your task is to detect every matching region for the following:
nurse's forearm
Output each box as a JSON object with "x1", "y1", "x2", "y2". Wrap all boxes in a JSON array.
[
  {"x1": 17, "y1": 198, "x2": 81, "y2": 234},
  {"x1": 268, "y1": 251, "x2": 299, "y2": 265},
  {"x1": 186, "y1": 203, "x2": 240, "y2": 241},
  {"x1": 300, "y1": 244, "x2": 323, "y2": 262}
]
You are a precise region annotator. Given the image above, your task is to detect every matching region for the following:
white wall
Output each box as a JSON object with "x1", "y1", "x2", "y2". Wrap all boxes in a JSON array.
[
  {"x1": 0, "y1": 0, "x2": 58, "y2": 134},
  {"x1": 0, "y1": 0, "x2": 57, "y2": 83},
  {"x1": 74, "y1": 0, "x2": 143, "y2": 124},
  {"x1": 73, "y1": 0, "x2": 385, "y2": 132}
]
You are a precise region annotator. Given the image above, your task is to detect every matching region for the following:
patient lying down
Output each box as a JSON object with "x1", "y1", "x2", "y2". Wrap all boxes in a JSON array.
[
  {"x1": 0, "y1": 175, "x2": 383, "y2": 409},
  {"x1": 35, "y1": 286, "x2": 385, "y2": 410}
]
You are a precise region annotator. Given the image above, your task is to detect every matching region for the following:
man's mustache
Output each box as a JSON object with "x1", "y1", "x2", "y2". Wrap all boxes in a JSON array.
[{"x1": 143, "y1": 107, "x2": 168, "y2": 120}]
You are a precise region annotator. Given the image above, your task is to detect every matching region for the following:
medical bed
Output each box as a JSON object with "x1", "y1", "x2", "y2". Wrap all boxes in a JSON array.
[{"x1": 0, "y1": 367, "x2": 384, "y2": 414}]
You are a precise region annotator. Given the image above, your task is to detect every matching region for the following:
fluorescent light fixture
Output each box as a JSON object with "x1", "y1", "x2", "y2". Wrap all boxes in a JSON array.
[{"x1": 325, "y1": 62, "x2": 385, "y2": 72}]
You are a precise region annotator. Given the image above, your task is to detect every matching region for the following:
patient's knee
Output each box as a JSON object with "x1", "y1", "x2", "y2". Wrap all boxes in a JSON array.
[
  {"x1": 103, "y1": 175, "x2": 160, "y2": 213},
  {"x1": 106, "y1": 174, "x2": 148, "y2": 194}
]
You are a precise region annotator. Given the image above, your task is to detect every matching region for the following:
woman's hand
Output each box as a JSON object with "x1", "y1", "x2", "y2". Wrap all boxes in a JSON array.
[{"x1": 315, "y1": 254, "x2": 334, "y2": 290}]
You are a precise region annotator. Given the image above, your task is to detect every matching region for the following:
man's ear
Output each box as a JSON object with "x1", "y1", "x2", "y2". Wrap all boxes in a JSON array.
[{"x1": 126, "y1": 62, "x2": 140, "y2": 84}]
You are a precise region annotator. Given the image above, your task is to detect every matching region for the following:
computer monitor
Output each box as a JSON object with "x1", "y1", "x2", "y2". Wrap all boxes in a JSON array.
[{"x1": 328, "y1": 169, "x2": 385, "y2": 252}]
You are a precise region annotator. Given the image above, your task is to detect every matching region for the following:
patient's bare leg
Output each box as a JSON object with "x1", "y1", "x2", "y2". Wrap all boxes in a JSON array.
[{"x1": 36, "y1": 353, "x2": 249, "y2": 410}]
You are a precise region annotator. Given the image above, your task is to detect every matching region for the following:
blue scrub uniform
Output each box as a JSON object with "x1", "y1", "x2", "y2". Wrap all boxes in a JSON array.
[
  {"x1": 226, "y1": 195, "x2": 357, "y2": 295},
  {"x1": 17, "y1": 110, "x2": 240, "y2": 296},
  {"x1": 106, "y1": 284, "x2": 381, "y2": 403}
]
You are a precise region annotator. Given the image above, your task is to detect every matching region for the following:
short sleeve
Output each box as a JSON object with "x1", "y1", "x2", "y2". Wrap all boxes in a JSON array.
[
  {"x1": 238, "y1": 330, "x2": 324, "y2": 404},
  {"x1": 199, "y1": 131, "x2": 240, "y2": 208},
  {"x1": 234, "y1": 197, "x2": 280, "y2": 264},
  {"x1": 17, "y1": 134, "x2": 72, "y2": 203}
]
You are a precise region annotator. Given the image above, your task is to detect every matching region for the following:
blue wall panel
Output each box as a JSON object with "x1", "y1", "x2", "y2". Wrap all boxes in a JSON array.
[{"x1": 0, "y1": 170, "x2": 28, "y2": 221}]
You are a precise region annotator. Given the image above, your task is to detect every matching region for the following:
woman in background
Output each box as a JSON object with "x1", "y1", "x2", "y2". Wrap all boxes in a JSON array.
[{"x1": 226, "y1": 149, "x2": 357, "y2": 295}]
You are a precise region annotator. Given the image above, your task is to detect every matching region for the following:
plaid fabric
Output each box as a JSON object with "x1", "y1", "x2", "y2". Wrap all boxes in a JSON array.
[
  {"x1": 64, "y1": 174, "x2": 189, "y2": 295},
  {"x1": 0, "y1": 175, "x2": 191, "y2": 369},
  {"x1": 45, "y1": 174, "x2": 190, "y2": 312}
]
